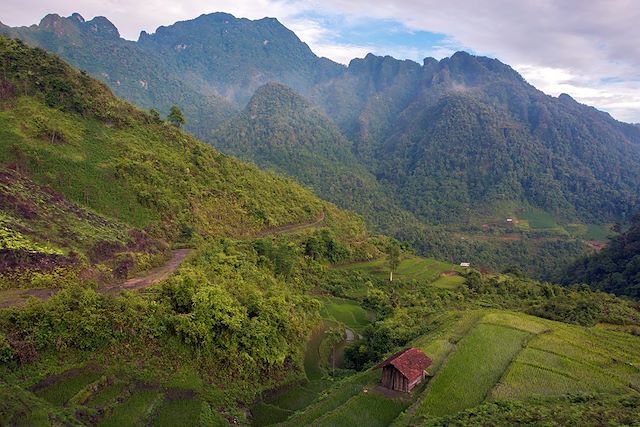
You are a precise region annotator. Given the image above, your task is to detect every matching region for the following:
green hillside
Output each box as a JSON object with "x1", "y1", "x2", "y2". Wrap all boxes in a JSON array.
[
  {"x1": 0, "y1": 13, "x2": 236, "y2": 139},
  {"x1": 6, "y1": 14, "x2": 640, "y2": 282},
  {"x1": 561, "y1": 213, "x2": 640, "y2": 297},
  {"x1": 0, "y1": 35, "x2": 383, "y2": 425}
]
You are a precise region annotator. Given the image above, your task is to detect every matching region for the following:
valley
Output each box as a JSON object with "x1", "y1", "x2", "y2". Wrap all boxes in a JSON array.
[
  {"x1": 4, "y1": 13, "x2": 640, "y2": 279},
  {"x1": 0, "y1": 7, "x2": 639, "y2": 427}
]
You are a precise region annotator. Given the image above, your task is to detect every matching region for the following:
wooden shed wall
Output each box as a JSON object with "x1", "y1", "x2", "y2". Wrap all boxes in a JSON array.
[{"x1": 381, "y1": 366, "x2": 409, "y2": 392}]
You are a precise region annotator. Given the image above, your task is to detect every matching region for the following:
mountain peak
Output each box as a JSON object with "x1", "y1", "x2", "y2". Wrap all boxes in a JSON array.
[
  {"x1": 85, "y1": 16, "x2": 120, "y2": 38},
  {"x1": 70, "y1": 13, "x2": 85, "y2": 23},
  {"x1": 248, "y1": 82, "x2": 310, "y2": 113},
  {"x1": 39, "y1": 13, "x2": 63, "y2": 27},
  {"x1": 558, "y1": 93, "x2": 576, "y2": 103}
]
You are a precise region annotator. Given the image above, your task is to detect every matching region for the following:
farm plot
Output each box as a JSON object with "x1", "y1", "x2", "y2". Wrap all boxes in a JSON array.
[
  {"x1": 318, "y1": 297, "x2": 371, "y2": 331},
  {"x1": 431, "y1": 275, "x2": 465, "y2": 290},
  {"x1": 491, "y1": 322, "x2": 640, "y2": 400},
  {"x1": 313, "y1": 391, "x2": 410, "y2": 427},
  {"x1": 415, "y1": 323, "x2": 530, "y2": 418},
  {"x1": 31, "y1": 367, "x2": 103, "y2": 407},
  {"x1": 335, "y1": 256, "x2": 463, "y2": 283}
]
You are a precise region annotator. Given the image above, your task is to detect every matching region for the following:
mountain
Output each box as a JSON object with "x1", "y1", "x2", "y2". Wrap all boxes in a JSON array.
[
  {"x1": 137, "y1": 12, "x2": 344, "y2": 104},
  {"x1": 5, "y1": 12, "x2": 640, "y2": 278},
  {"x1": 0, "y1": 13, "x2": 236, "y2": 138},
  {"x1": 0, "y1": 35, "x2": 351, "y2": 288},
  {"x1": 560, "y1": 213, "x2": 640, "y2": 298},
  {"x1": 312, "y1": 52, "x2": 640, "y2": 225},
  {"x1": 210, "y1": 82, "x2": 421, "y2": 231}
]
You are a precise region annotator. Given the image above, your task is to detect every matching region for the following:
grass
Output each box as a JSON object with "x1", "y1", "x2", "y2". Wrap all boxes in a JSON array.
[
  {"x1": 304, "y1": 321, "x2": 333, "y2": 381},
  {"x1": 416, "y1": 323, "x2": 530, "y2": 418},
  {"x1": 280, "y1": 370, "x2": 379, "y2": 426},
  {"x1": 269, "y1": 385, "x2": 319, "y2": 412},
  {"x1": 152, "y1": 397, "x2": 203, "y2": 427},
  {"x1": 517, "y1": 209, "x2": 562, "y2": 231},
  {"x1": 431, "y1": 275, "x2": 465, "y2": 289},
  {"x1": 33, "y1": 370, "x2": 103, "y2": 406},
  {"x1": 251, "y1": 401, "x2": 293, "y2": 426},
  {"x1": 336, "y1": 256, "x2": 463, "y2": 283},
  {"x1": 314, "y1": 391, "x2": 410, "y2": 427},
  {"x1": 86, "y1": 381, "x2": 127, "y2": 408},
  {"x1": 98, "y1": 389, "x2": 162, "y2": 427},
  {"x1": 491, "y1": 322, "x2": 640, "y2": 400},
  {"x1": 318, "y1": 297, "x2": 371, "y2": 331}
]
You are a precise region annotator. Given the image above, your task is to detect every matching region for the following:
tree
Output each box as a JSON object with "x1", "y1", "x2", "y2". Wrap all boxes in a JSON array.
[
  {"x1": 149, "y1": 108, "x2": 161, "y2": 123},
  {"x1": 167, "y1": 105, "x2": 185, "y2": 128},
  {"x1": 386, "y1": 242, "x2": 401, "y2": 281}
]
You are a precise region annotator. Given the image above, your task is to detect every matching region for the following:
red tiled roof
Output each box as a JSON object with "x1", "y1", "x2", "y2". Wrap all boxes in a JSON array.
[{"x1": 376, "y1": 347, "x2": 432, "y2": 382}]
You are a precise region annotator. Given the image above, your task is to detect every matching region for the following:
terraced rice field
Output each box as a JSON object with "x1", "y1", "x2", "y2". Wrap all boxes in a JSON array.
[
  {"x1": 21, "y1": 367, "x2": 213, "y2": 426},
  {"x1": 402, "y1": 310, "x2": 640, "y2": 425},
  {"x1": 251, "y1": 298, "x2": 375, "y2": 426},
  {"x1": 247, "y1": 308, "x2": 640, "y2": 427}
]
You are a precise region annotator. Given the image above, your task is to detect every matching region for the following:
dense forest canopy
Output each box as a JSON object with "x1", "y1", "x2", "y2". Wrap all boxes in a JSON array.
[{"x1": 561, "y1": 213, "x2": 640, "y2": 298}]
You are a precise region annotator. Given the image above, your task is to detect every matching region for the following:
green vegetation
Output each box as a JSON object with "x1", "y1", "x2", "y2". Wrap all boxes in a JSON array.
[
  {"x1": 424, "y1": 394, "x2": 640, "y2": 426},
  {"x1": 336, "y1": 256, "x2": 463, "y2": 283},
  {"x1": 33, "y1": 370, "x2": 103, "y2": 406},
  {"x1": 319, "y1": 297, "x2": 371, "y2": 331},
  {"x1": 0, "y1": 36, "x2": 324, "y2": 238},
  {"x1": 561, "y1": 213, "x2": 640, "y2": 297},
  {"x1": 430, "y1": 275, "x2": 465, "y2": 289},
  {"x1": 150, "y1": 396, "x2": 205, "y2": 427},
  {"x1": 517, "y1": 208, "x2": 563, "y2": 231},
  {"x1": 417, "y1": 323, "x2": 530, "y2": 417},
  {"x1": 314, "y1": 392, "x2": 410, "y2": 427}
]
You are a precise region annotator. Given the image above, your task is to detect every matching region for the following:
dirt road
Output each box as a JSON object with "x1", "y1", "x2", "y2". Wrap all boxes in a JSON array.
[
  {"x1": 0, "y1": 211, "x2": 328, "y2": 309},
  {"x1": 0, "y1": 249, "x2": 192, "y2": 308}
]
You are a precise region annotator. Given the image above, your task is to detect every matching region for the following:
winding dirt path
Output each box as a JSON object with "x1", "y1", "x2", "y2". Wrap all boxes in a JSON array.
[
  {"x1": 0, "y1": 249, "x2": 192, "y2": 308},
  {"x1": 0, "y1": 211, "x2": 328, "y2": 309},
  {"x1": 101, "y1": 249, "x2": 192, "y2": 294}
]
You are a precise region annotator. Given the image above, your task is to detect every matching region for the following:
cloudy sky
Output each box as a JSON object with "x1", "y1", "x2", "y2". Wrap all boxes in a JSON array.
[{"x1": 2, "y1": 0, "x2": 640, "y2": 122}]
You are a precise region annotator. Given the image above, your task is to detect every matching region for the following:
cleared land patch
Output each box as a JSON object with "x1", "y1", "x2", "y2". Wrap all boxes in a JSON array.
[{"x1": 335, "y1": 256, "x2": 464, "y2": 283}]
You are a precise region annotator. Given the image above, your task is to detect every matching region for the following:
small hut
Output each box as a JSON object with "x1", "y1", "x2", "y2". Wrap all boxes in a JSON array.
[{"x1": 376, "y1": 348, "x2": 432, "y2": 392}]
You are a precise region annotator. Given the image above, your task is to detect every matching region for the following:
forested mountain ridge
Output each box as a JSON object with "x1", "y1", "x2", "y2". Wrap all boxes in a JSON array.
[
  {"x1": 137, "y1": 12, "x2": 344, "y2": 104},
  {"x1": 561, "y1": 214, "x2": 640, "y2": 298},
  {"x1": 4, "y1": 12, "x2": 640, "y2": 279},
  {"x1": 0, "y1": 13, "x2": 236, "y2": 138},
  {"x1": 312, "y1": 51, "x2": 640, "y2": 224},
  {"x1": 210, "y1": 82, "x2": 424, "y2": 231}
]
